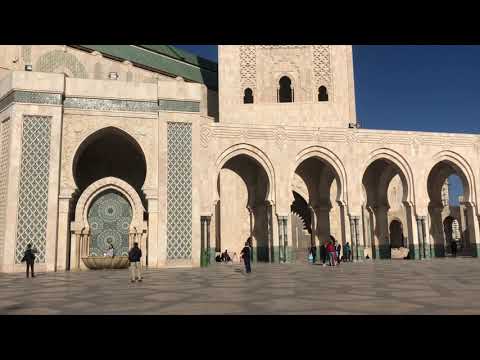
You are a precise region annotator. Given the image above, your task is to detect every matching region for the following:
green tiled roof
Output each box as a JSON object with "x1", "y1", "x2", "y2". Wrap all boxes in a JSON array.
[{"x1": 76, "y1": 45, "x2": 218, "y2": 90}]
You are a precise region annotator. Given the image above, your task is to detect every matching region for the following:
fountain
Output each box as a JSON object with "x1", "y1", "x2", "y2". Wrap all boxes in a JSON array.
[{"x1": 82, "y1": 256, "x2": 130, "y2": 270}]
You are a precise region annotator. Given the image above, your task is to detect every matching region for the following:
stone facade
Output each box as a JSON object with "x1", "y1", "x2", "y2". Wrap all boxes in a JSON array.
[{"x1": 0, "y1": 45, "x2": 479, "y2": 273}]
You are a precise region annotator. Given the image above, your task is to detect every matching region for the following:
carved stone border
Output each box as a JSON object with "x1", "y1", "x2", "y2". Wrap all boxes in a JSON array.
[{"x1": 0, "y1": 91, "x2": 62, "y2": 112}]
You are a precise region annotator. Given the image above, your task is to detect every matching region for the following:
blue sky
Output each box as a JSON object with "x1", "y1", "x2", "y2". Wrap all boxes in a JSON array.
[{"x1": 176, "y1": 45, "x2": 475, "y2": 203}]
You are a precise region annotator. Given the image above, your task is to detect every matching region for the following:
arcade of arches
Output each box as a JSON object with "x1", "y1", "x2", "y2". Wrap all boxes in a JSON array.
[
  {"x1": 66, "y1": 127, "x2": 480, "y2": 270},
  {"x1": 202, "y1": 152, "x2": 480, "y2": 265}
]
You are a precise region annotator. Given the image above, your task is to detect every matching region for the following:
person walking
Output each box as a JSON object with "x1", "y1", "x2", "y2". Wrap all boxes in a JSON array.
[
  {"x1": 343, "y1": 242, "x2": 352, "y2": 262},
  {"x1": 308, "y1": 247, "x2": 314, "y2": 264},
  {"x1": 311, "y1": 245, "x2": 317, "y2": 264},
  {"x1": 335, "y1": 241, "x2": 342, "y2": 264},
  {"x1": 240, "y1": 241, "x2": 251, "y2": 274},
  {"x1": 326, "y1": 240, "x2": 336, "y2": 267},
  {"x1": 21, "y1": 244, "x2": 36, "y2": 278},
  {"x1": 128, "y1": 242, "x2": 143, "y2": 283},
  {"x1": 451, "y1": 240, "x2": 457, "y2": 257},
  {"x1": 320, "y1": 242, "x2": 327, "y2": 266}
]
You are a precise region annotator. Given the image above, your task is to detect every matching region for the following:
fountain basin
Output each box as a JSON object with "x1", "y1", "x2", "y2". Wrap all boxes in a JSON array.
[
  {"x1": 82, "y1": 256, "x2": 130, "y2": 270},
  {"x1": 391, "y1": 247, "x2": 410, "y2": 260}
]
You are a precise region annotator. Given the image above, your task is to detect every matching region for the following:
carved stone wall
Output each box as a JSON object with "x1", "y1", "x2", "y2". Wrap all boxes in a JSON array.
[
  {"x1": 60, "y1": 115, "x2": 157, "y2": 194},
  {"x1": 0, "y1": 118, "x2": 11, "y2": 262},
  {"x1": 239, "y1": 45, "x2": 332, "y2": 103},
  {"x1": 12, "y1": 45, "x2": 173, "y2": 82},
  {"x1": 240, "y1": 45, "x2": 257, "y2": 93},
  {"x1": 313, "y1": 45, "x2": 332, "y2": 87},
  {"x1": 35, "y1": 50, "x2": 88, "y2": 79},
  {"x1": 15, "y1": 116, "x2": 52, "y2": 264},
  {"x1": 167, "y1": 122, "x2": 192, "y2": 261}
]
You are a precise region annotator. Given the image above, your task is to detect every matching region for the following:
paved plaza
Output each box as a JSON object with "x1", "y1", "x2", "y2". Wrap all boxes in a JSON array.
[{"x1": 1, "y1": 259, "x2": 480, "y2": 315}]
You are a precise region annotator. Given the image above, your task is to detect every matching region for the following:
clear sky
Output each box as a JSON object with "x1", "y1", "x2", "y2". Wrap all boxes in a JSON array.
[{"x1": 176, "y1": 45, "x2": 475, "y2": 203}]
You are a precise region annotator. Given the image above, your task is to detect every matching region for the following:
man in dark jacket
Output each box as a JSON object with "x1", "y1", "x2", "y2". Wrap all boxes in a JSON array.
[
  {"x1": 240, "y1": 241, "x2": 251, "y2": 274},
  {"x1": 128, "y1": 242, "x2": 142, "y2": 283},
  {"x1": 21, "y1": 244, "x2": 36, "y2": 278},
  {"x1": 451, "y1": 241, "x2": 457, "y2": 257}
]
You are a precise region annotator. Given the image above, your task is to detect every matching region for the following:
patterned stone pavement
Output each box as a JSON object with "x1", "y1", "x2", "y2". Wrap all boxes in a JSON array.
[{"x1": 1, "y1": 259, "x2": 480, "y2": 315}]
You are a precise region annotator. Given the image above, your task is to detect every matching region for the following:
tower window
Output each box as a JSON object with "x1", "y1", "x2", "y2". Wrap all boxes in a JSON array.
[
  {"x1": 318, "y1": 86, "x2": 329, "y2": 102},
  {"x1": 244, "y1": 88, "x2": 254, "y2": 104},
  {"x1": 278, "y1": 76, "x2": 293, "y2": 103}
]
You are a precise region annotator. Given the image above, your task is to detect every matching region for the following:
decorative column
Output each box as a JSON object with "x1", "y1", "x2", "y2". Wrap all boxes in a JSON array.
[
  {"x1": 266, "y1": 203, "x2": 272, "y2": 263},
  {"x1": 145, "y1": 194, "x2": 158, "y2": 267},
  {"x1": 416, "y1": 217, "x2": 424, "y2": 260},
  {"x1": 277, "y1": 216, "x2": 284, "y2": 263},
  {"x1": 56, "y1": 192, "x2": 73, "y2": 271},
  {"x1": 430, "y1": 206, "x2": 444, "y2": 257},
  {"x1": 309, "y1": 205, "x2": 316, "y2": 247},
  {"x1": 70, "y1": 231, "x2": 81, "y2": 271},
  {"x1": 353, "y1": 216, "x2": 363, "y2": 260},
  {"x1": 404, "y1": 202, "x2": 418, "y2": 260},
  {"x1": 282, "y1": 216, "x2": 289, "y2": 263},
  {"x1": 248, "y1": 207, "x2": 255, "y2": 262},
  {"x1": 200, "y1": 217, "x2": 206, "y2": 267},
  {"x1": 464, "y1": 202, "x2": 480, "y2": 257},
  {"x1": 421, "y1": 217, "x2": 430, "y2": 258},
  {"x1": 349, "y1": 216, "x2": 358, "y2": 260},
  {"x1": 206, "y1": 216, "x2": 212, "y2": 264},
  {"x1": 375, "y1": 205, "x2": 390, "y2": 259},
  {"x1": 200, "y1": 216, "x2": 212, "y2": 266}
]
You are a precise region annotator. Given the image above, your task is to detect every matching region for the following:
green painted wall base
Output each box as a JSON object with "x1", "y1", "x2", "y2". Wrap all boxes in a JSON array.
[
  {"x1": 356, "y1": 246, "x2": 364, "y2": 260},
  {"x1": 471, "y1": 245, "x2": 480, "y2": 257},
  {"x1": 271, "y1": 246, "x2": 294, "y2": 263},
  {"x1": 272, "y1": 247, "x2": 280, "y2": 263},
  {"x1": 378, "y1": 245, "x2": 391, "y2": 259},
  {"x1": 433, "y1": 245, "x2": 446, "y2": 257},
  {"x1": 424, "y1": 245, "x2": 432, "y2": 259},
  {"x1": 409, "y1": 245, "x2": 420, "y2": 260}
]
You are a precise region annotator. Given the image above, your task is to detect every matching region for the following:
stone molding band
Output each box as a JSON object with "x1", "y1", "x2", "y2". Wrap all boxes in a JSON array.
[
  {"x1": 0, "y1": 90, "x2": 200, "y2": 113},
  {"x1": 0, "y1": 91, "x2": 62, "y2": 112}
]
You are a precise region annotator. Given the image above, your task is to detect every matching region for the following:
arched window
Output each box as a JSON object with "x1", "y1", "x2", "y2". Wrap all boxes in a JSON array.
[
  {"x1": 318, "y1": 86, "x2": 329, "y2": 102},
  {"x1": 278, "y1": 76, "x2": 293, "y2": 103},
  {"x1": 243, "y1": 88, "x2": 254, "y2": 104}
]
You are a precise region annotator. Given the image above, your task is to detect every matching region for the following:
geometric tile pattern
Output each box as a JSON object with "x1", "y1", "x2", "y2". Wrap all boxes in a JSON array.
[
  {"x1": 240, "y1": 45, "x2": 332, "y2": 98},
  {"x1": 88, "y1": 190, "x2": 132, "y2": 257},
  {"x1": 63, "y1": 97, "x2": 159, "y2": 112},
  {"x1": 240, "y1": 45, "x2": 257, "y2": 92},
  {"x1": 35, "y1": 50, "x2": 88, "y2": 79},
  {"x1": 0, "y1": 91, "x2": 62, "y2": 112},
  {"x1": 0, "y1": 91, "x2": 200, "y2": 114},
  {"x1": 14, "y1": 92, "x2": 62, "y2": 106},
  {"x1": 158, "y1": 100, "x2": 200, "y2": 113},
  {"x1": 15, "y1": 116, "x2": 51, "y2": 264},
  {"x1": 313, "y1": 45, "x2": 331, "y2": 86},
  {"x1": 0, "y1": 118, "x2": 11, "y2": 262},
  {"x1": 2, "y1": 260, "x2": 480, "y2": 314},
  {"x1": 63, "y1": 97, "x2": 200, "y2": 113},
  {"x1": 21, "y1": 45, "x2": 32, "y2": 64},
  {"x1": 167, "y1": 122, "x2": 192, "y2": 260}
]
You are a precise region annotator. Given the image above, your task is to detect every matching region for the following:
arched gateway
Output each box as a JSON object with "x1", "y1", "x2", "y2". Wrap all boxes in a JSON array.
[{"x1": 70, "y1": 177, "x2": 146, "y2": 270}]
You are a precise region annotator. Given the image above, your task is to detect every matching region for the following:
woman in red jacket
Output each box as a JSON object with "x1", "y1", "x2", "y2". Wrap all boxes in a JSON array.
[{"x1": 326, "y1": 240, "x2": 336, "y2": 267}]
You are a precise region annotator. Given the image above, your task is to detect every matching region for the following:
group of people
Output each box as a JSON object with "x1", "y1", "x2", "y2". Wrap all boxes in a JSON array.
[
  {"x1": 308, "y1": 236, "x2": 352, "y2": 266},
  {"x1": 20, "y1": 236, "x2": 353, "y2": 281},
  {"x1": 20, "y1": 242, "x2": 144, "y2": 283},
  {"x1": 215, "y1": 249, "x2": 238, "y2": 264},
  {"x1": 215, "y1": 238, "x2": 253, "y2": 274}
]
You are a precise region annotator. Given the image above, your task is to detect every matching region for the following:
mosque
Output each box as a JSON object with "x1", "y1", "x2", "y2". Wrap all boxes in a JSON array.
[{"x1": 0, "y1": 45, "x2": 477, "y2": 273}]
